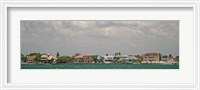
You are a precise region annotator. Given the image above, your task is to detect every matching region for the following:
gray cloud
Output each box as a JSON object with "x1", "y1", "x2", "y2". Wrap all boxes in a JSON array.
[{"x1": 21, "y1": 20, "x2": 179, "y2": 56}]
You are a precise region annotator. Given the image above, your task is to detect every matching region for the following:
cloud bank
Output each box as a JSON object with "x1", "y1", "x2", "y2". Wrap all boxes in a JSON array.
[{"x1": 21, "y1": 20, "x2": 179, "y2": 56}]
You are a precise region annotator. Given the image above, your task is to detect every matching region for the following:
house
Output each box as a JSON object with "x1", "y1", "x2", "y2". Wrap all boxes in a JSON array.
[
  {"x1": 26, "y1": 55, "x2": 36, "y2": 64},
  {"x1": 97, "y1": 54, "x2": 115, "y2": 64},
  {"x1": 101, "y1": 55, "x2": 115, "y2": 64},
  {"x1": 161, "y1": 55, "x2": 168, "y2": 61},
  {"x1": 115, "y1": 55, "x2": 130, "y2": 63},
  {"x1": 160, "y1": 55, "x2": 171, "y2": 64},
  {"x1": 74, "y1": 54, "x2": 93, "y2": 63},
  {"x1": 114, "y1": 55, "x2": 128, "y2": 63},
  {"x1": 40, "y1": 54, "x2": 57, "y2": 64},
  {"x1": 128, "y1": 55, "x2": 141, "y2": 64},
  {"x1": 114, "y1": 55, "x2": 141, "y2": 64},
  {"x1": 142, "y1": 52, "x2": 160, "y2": 64},
  {"x1": 160, "y1": 54, "x2": 175, "y2": 64}
]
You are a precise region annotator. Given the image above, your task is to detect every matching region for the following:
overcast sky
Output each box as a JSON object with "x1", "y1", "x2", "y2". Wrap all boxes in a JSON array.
[{"x1": 21, "y1": 20, "x2": 179, "y2": 56}]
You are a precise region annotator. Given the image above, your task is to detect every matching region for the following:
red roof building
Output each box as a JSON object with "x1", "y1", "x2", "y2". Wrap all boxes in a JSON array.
[{"x1": 74, "y1": 54, "x2": 93, "y2": 63}]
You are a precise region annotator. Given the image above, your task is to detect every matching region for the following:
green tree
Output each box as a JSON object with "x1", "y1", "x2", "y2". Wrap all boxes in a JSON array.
[
  {"x1": 57, "y1": 56, "x2": 73, "y2": 63},
  {"x1": 92, "y1": 55, "x2": 98, "y2": 63},
  {"x1": 159, "y1": 53, "x2": 162, "y2": 61},
  {"x1": 106, "y1": 53, "x2": 108, "y2": 56},
  {"x1": 71, "y1": 56, "x2": 75, "y2": 63},
  {"x1": 176, "y1": 56, "x2": 179, "y2": 61},
  {"x1": 119, "y1": 52, "x2": 121, "y2": 56},
  {"x1": 29, "y1": 53, "x2": 42, "y2": 62},
  {"x1": 21, "y1": 53, "x2": 27, "y2": 62},
  {"x1": 66, "y1": 56, "x2": 74, "y2": 63},
  {"x1": 56, "y1": 52, "x2": 60, "y2": 58},
  {"x1": 35, "y1": 53, "x2": 42, "y2": 62},
  {"x1": 58, "y1": 56, "x2": 67, "y2": 63},
  {"x1": 21, "y1": 53, "x2": 24, "y2": 57}
]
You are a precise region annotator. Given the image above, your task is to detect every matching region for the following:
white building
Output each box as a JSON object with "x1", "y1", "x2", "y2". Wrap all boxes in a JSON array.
[
  {"x1": 160, "y1": 55, "x2": 174, "y2": 64},
  {"x1": 101, "y1": 55, "x2": 115, "y2": 64}
]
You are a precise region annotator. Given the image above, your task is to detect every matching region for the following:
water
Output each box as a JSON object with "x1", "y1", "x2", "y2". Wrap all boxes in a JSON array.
[{"x1": 21, "y1": 63, "x2": 179, "y2": 69}]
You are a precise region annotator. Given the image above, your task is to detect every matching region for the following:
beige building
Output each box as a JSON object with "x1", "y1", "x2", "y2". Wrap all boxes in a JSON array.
[
  {"x1": 40, "y1": 54, "x2": 57, "y2": 64},
  {"x1": 26, "y1": 55, "x2": 36, "y2": 63},
  {"x1": 142, "y1": 52, "x2": 160, "y2": 63}
]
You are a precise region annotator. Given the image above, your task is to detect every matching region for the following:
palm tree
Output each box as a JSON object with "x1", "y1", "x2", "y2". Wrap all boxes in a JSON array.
[
  {"x1": 106, "y1": 53, "x2": 108, "y2": 56},
  {"x1": 119, "y1": 52, "x2": 121, "y2": 56}
]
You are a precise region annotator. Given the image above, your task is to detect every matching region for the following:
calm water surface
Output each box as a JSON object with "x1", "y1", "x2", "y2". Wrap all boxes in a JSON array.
[{"x1": 21, "y1": 63, "x2": 179, "y2": 69}]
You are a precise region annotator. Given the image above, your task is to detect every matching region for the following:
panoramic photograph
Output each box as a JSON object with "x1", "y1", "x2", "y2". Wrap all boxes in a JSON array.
[{"x1": 21, "y1": 20, "x2": 179, "y2": 69}]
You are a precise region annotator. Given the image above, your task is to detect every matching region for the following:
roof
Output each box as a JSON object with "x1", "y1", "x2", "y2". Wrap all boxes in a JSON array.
[
  {"x1": 41, "y1": 54, "x2": 56, "y2": 60},
  {"x1": 41, "y1": 55, "x2": 48, "y2": 58},
  {"x1": 162, "y1": 55, "x2": 168, "y2": 58},
  {"x1": 48, "y1": 56, "x2": 54, "y2": 60},
  {"x1": 74, "y1": 54, "x2": 93, "y2": 59},
  {"x1": 102, "y1": 56, "x2": 114, "y2": 60},
  {"x1": 74, "y1": 55, "x2": 83, "y2": 59},
  {"x1": 144, "y1": 52, "x2": 159, "y2": 56}
]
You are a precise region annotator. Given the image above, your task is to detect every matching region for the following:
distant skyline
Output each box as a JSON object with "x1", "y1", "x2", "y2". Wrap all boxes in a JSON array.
[{"x1": 21, "y1": 20, "x2": 179, "y2": 56}]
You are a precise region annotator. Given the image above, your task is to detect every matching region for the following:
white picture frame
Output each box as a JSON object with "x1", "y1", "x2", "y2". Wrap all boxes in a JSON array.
[{"x1": 0, "y1": 0, "x2": 199, "y2": 90}]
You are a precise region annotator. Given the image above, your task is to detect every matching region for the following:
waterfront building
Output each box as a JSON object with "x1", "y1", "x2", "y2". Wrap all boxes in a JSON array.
[
  {"x1": 142, "y1": 52, "x2": 160, "y2": 64},
  {"x1": 99, "y1": 54, "x2": 115, "y2": 64},
  {"x1": 161, "y1": 55, "x2": 168, "y2": 61},
  {"x1": 99, "y1": 54, "x2": 141, "y2": 64},
  {"x1": 26, "y1": 55, "x2": 36, "y2": 64},
  {"x1": 114, "y1": 55, "x2": 141, "y2": 64},
  {"x1": 114, "y1": 55, "x2": 128, "y2": 63},
  {"x1": 101, "y1": 56, "x2": 115, "y2": 64},
  {"x1": 40, "y1": 54, "x2": 57, "y2": 64},
  {"x1": 94, "y1": 53, "x2": 142, "y2": 64},
  {"x1": 74, "y1": 54, "x2": 93, "y2": 63},
  {"x1": 128, "y1": 55, "x2": 141, "y2": 64},
  {"x1": 160, "y1": 55, "x2": 173, "y2": 64}
]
